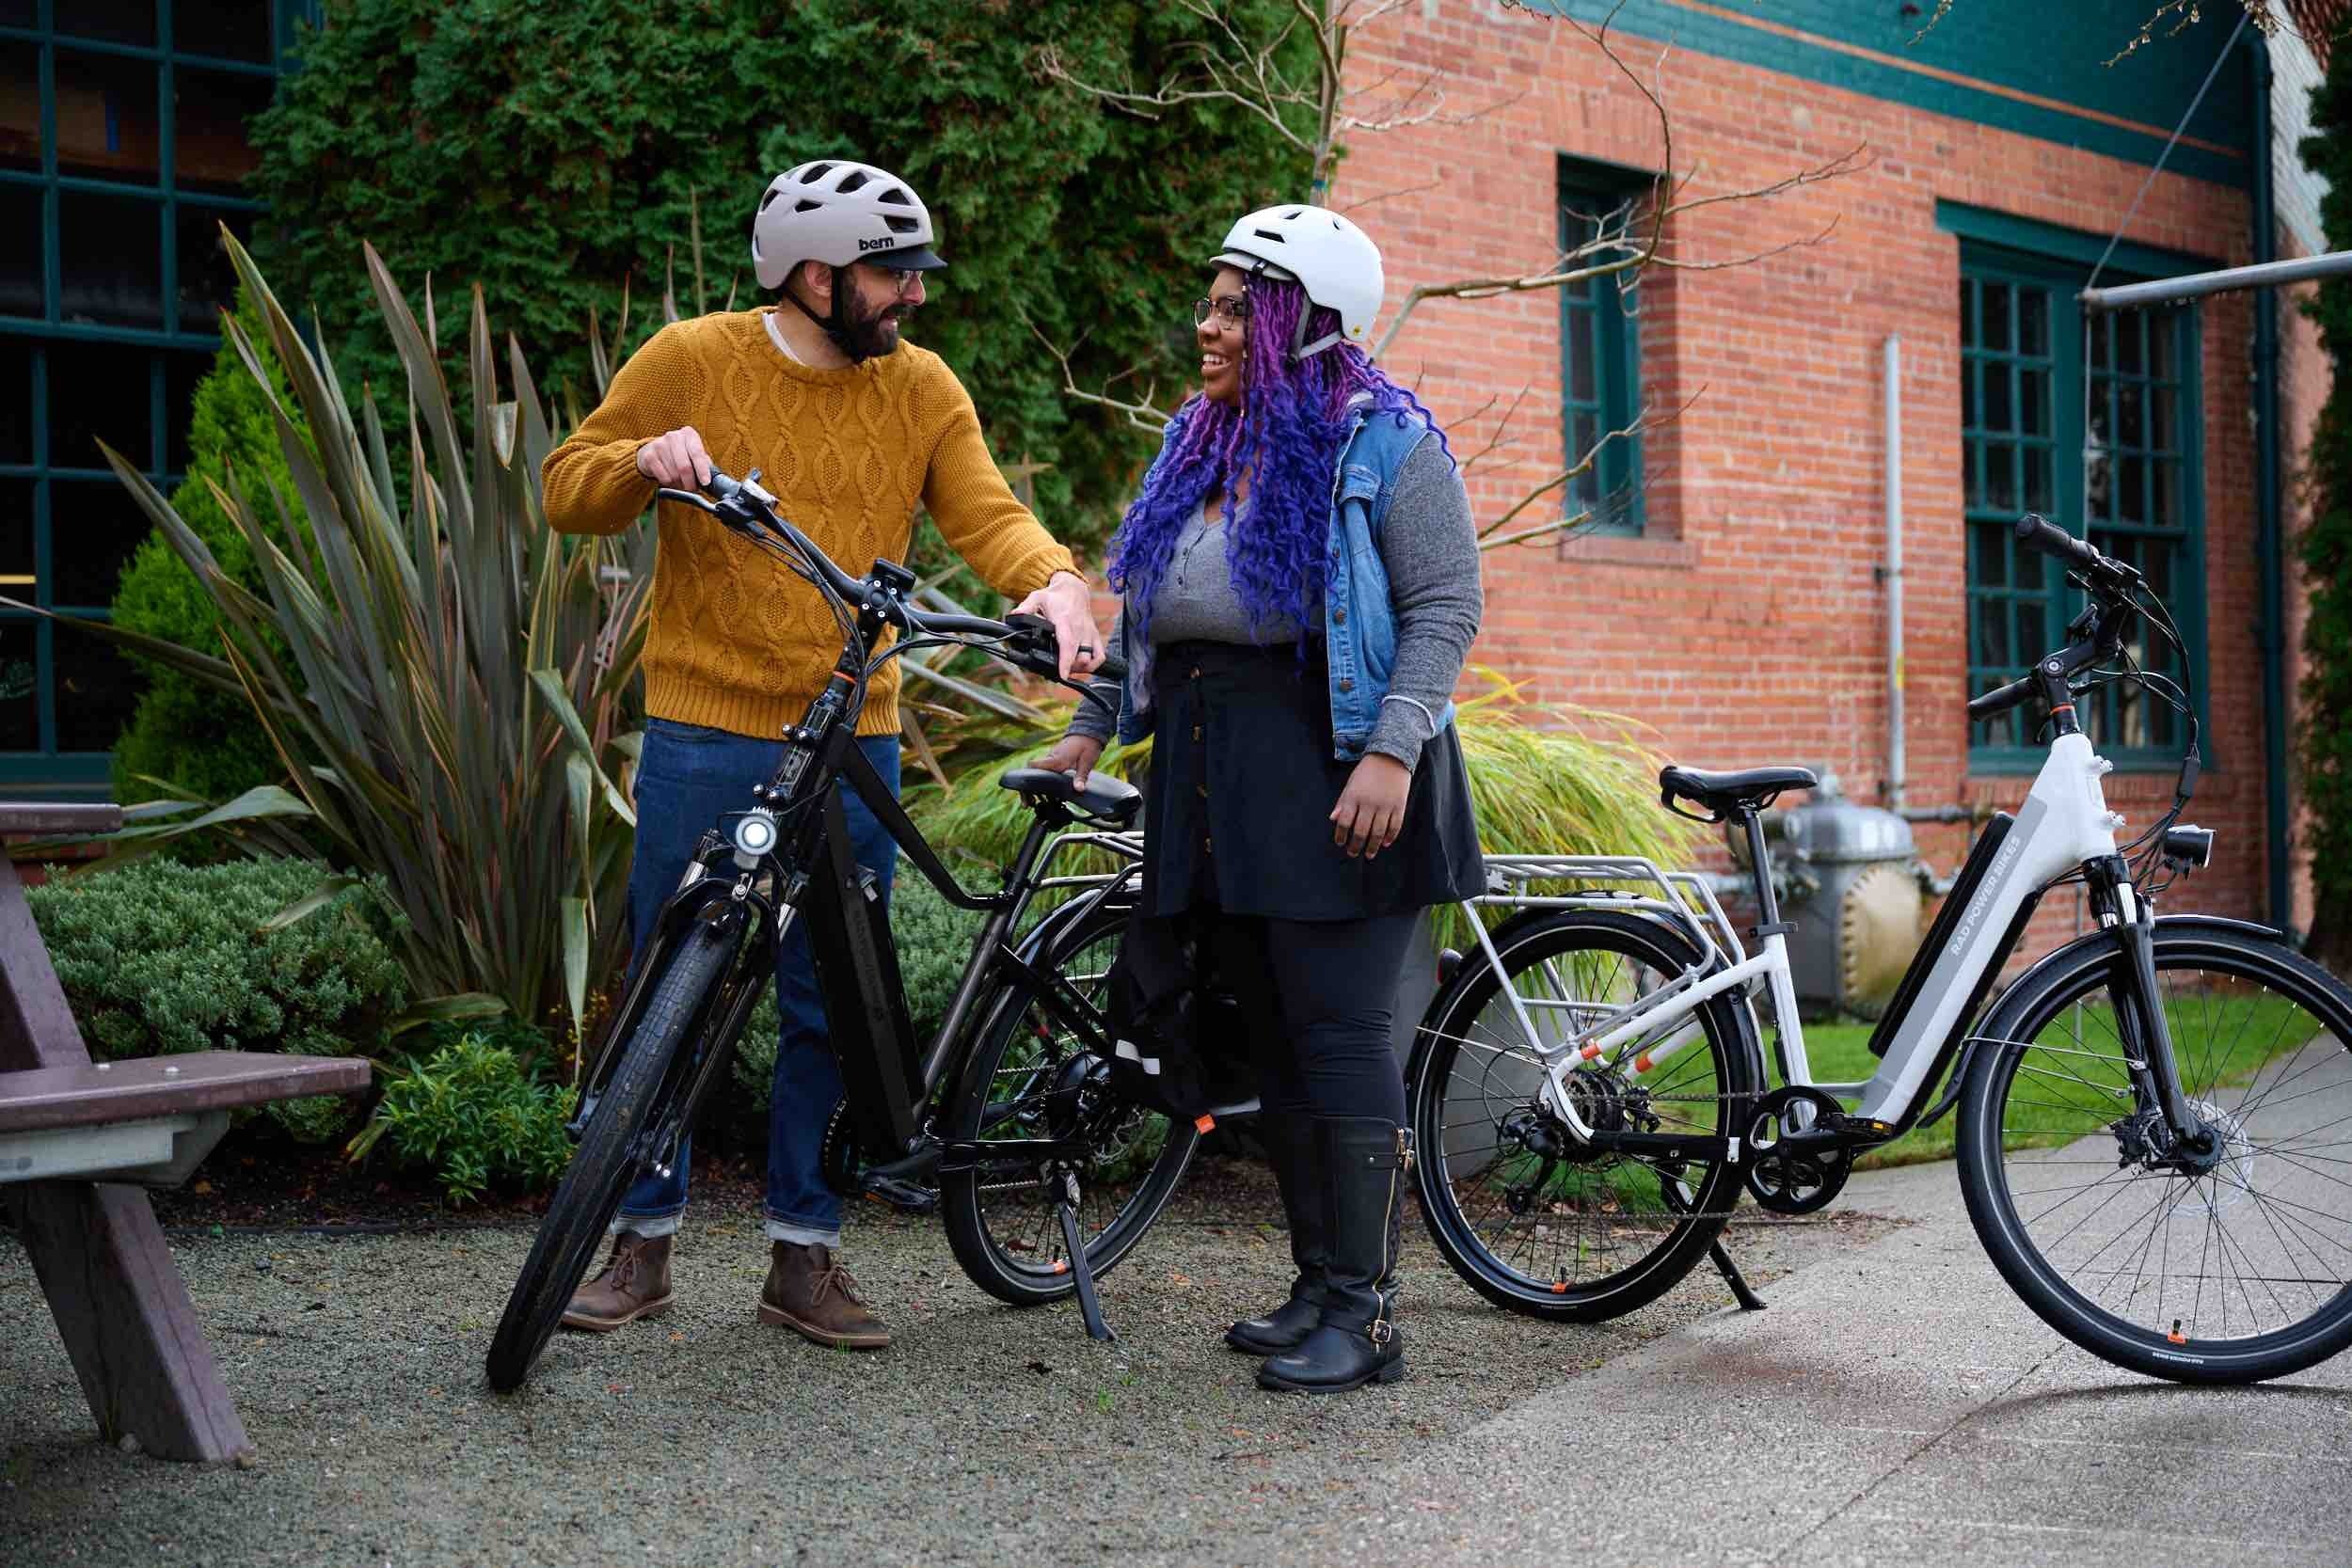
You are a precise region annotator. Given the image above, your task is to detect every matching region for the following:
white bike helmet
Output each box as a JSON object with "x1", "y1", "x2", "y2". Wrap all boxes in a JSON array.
[
  {"x1": 751, "y1": 159, "x2": 946, "y2": 289},
  {"x1": 1211, "y1": 204, "x2": 1384, "y2": 359}
]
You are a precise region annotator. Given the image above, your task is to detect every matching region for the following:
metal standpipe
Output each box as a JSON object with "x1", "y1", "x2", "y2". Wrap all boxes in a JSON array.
[{"x1": 1883, "y1": 334, "x2": 1904, "y2": 812}]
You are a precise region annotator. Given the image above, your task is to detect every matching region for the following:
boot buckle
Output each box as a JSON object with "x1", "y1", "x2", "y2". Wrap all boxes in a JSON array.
[
  {"x1": 1367, "y1": 1317, "x2": 1395, "y2": 1347},
  {"x1": 1395, "y1": 1127, "x2": 1416, "y2": 1174}
]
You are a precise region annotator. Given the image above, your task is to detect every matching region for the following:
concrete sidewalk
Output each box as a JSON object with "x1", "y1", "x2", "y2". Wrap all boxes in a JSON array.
[{"x1": 1240, "y1": 1154, "x2": 2352, "y2": 1568}]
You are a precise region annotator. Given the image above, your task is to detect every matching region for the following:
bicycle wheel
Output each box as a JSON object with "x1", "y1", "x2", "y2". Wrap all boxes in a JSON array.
[
  {"x1": 485, "y1": 913, "x2": 737, "y2": 1391},
  {"x1": 939, "y1": 897, "x2": 1200, "y2": 1307},
  {"x1": 1407, "y1": 908, "x2": 1762, "y2": 1321},
  {"x1": 1957, "y1": 917, "x2": 2352, "y2": 1385}
]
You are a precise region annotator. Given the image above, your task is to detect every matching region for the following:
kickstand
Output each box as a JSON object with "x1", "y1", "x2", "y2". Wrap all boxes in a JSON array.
[
  {"x1": 1709, "y1": 1238, "x2": 1767, "y2": 1311},
  {"x1": 1053, "y1": 1169, "x2": 1117, "y2": 1342}
]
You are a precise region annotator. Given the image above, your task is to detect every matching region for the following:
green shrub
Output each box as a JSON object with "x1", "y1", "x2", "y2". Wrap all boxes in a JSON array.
[
  {"x1": 248, "y1": 0, "x2": 1310, "y2": 550},
  {"x1": 74, "y1": 235, "x2": 652, "y2": 1035},
  {"x1": 108, "y1": 279, "x2": 310, "y2": 805},
  {"x1": 731, "y1": 856, "x2": 984, "y2": 1116},
  {"x1": 24, "y1": 856, "x2": 408, "y2": 1141},
  {"x1": 350, "y1": 1032, "x2": 578, "y2": 1204},
  {"x1": 2299, "y1": 39, "x2": 2352, "y2": 964}
]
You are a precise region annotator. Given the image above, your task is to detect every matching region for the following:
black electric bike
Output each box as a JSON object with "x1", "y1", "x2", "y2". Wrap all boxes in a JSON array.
[{"x1": 487, "y1": 469, "x2": 1187, "y2": 1392}]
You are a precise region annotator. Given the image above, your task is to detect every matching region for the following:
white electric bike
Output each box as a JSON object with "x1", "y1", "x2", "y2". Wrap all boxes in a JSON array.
[{"x1": 1407, "y1": 514, "x2": 2352, "y2": 1385}]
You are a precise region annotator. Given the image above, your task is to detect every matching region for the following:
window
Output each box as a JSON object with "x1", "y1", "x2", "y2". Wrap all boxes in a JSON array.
[
  {"x1": 1961, "y1": 241, "x2": 2203, "y2": 770},
  {"x1": 1558, "y1": 162, "x2": 1648, "y2": 536},
  {"x1": 0, "y1": 2, "x2": 310, "y2": 789}
]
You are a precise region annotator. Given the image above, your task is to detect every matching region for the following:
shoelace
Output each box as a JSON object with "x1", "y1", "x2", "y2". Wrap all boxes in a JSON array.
[
  {"x1": 810, "y1": 1259, "x2": 866, "y2": 1308},
  {"x1": 603, "y1": 1240, "x2": 642, "y2": 1292}
]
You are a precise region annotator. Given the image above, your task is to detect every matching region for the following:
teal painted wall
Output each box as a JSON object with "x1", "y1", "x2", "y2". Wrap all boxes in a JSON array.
[{"x1": 1519, "y1": 1, "x2": 2253, "y2": 186}]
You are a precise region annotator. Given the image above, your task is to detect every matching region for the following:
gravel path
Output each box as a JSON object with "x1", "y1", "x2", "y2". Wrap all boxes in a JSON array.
[{"x1": 2, "y1": 1164, "x2": 1899, "y2": 1567}]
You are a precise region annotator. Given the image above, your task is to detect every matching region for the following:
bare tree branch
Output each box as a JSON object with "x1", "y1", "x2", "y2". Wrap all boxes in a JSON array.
[
  {"x1": 1337, "y1": 175, "x2": 1443, "y2": 214},
  {"x1": 1454, "y1": 383, "x2": 1536, "y2": 477},
  {"x1": 1021, "y1": 309, "x2": 1172, "y2": 433},
  {"x1": 1475, "y1": 385, "x2": 1706, "y2": 552}
]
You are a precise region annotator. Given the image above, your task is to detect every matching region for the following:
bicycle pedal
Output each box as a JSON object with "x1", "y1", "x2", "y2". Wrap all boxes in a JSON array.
[
  {"x1": 1826, "y1": 1113, "x2": 1899, "y2": 1141},
  {"x1": 861, "y1": 1173, "x2": 939, "y2": 1215}
]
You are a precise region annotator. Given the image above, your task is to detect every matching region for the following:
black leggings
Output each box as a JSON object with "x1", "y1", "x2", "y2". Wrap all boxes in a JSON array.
[{"x1": 1208, "y1": 911, "x2": 1420, "y2": 1127}]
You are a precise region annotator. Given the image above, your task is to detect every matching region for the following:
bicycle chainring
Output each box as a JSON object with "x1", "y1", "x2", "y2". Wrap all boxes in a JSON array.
[{"x1": 1743, "y1": 1085, "x2": 1853, "y2": 1215}]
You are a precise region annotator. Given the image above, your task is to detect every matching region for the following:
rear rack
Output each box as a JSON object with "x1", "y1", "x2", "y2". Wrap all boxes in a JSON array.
[
  {"x1": 1025, "y1": 838, "x2": 1742, "y2": 975},
  {"x1": 1465, "y1": 854, "x2": 1746, "y2": 978}
]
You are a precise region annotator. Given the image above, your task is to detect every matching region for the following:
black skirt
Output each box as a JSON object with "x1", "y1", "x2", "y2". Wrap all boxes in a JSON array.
[{"x1": 1138, "y1": 640, "x2": 1486, "y2": 923}]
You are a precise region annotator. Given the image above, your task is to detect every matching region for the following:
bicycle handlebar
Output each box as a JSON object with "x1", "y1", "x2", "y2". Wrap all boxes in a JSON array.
[
  {"x1": 1965, "y1": 514, "x2": 2149, "y2": 725},
  {"x1": 654, "y1": 468, "x2": 1125, "y2": 686}
]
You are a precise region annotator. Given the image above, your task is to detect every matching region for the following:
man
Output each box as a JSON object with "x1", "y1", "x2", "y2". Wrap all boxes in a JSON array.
[{"x1": 541, "y1": 158, "x2": 1103, "y2": 1351}]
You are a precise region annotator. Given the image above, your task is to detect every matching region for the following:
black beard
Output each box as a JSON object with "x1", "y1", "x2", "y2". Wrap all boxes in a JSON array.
[{"x1": 836, "y1": 293, "x2": 905, "y2": 363}]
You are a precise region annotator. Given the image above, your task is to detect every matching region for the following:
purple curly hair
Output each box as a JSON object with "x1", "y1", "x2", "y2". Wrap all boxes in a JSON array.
[{"x1": 1106, "y1": 272, "x2": 1450, "y2": 648}]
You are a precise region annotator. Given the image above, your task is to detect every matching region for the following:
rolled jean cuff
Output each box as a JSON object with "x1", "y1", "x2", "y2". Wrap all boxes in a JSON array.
[
  {"x1": 766, "y1": 1214, "x2": 841, "y2": 1248},
  {"x1": 612, "y1": 1211, "x2": 683, "y2": 1240}
]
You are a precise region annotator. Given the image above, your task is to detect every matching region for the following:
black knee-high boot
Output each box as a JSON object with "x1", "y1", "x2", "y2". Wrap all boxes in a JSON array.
[
  {"x1": 1224, "y1": 1120, "x2": 1329, "y2": 1354},
  {"x1": 1255, "y1": 1116, "x2": 1409, "y2": 1393}
]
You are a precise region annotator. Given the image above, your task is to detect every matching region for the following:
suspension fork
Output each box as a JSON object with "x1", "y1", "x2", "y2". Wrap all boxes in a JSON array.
[{"x1": 2089, "y1": 856, "x2": 2208, "y2": 1151}]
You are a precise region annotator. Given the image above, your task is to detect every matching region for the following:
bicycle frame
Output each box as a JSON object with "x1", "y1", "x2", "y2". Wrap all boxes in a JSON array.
[{"x1": 1458, "y1": 727, "x2": 2154, "y2": 1158}]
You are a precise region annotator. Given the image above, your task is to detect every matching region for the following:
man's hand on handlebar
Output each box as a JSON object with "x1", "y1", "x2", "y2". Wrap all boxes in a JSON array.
[
  {"x1": 1011, "y1": 570, "x2": 1106, "y2": 680},
  {"x1": 636, "y1": 426, "x2": 715, "y2": 489}
]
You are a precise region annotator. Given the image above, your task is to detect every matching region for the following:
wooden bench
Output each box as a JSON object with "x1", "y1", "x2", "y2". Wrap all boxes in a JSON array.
[{"x1": 1, "y1": 802, "x2": 373, "y2": 1464}]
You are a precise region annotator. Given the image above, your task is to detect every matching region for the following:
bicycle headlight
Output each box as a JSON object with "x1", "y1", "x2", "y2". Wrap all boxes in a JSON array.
[
  {"x1": 732, "y1": 811, "x2": 779, "y2": 858},
  {"x1": 2160, "y1": 824, "x2": 2215, "y2": 872}
]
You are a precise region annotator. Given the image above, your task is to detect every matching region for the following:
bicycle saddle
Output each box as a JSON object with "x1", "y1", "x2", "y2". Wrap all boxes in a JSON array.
[
  {"x1": 998, "y1": 766, "x2": 1143, "y2": 827},
  {"x1": 1658, "y1": 764, "x2": 1819, "y2": 820}
]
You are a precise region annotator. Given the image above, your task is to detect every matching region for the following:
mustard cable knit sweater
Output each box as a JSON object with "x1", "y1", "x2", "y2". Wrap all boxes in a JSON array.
[{"x1": 542, "y1": 309, "x2": 1077, "y2": 740}]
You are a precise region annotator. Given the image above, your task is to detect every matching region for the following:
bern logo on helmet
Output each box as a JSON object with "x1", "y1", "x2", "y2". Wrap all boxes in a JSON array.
[{"x1": 859, "y1": 236, "x2": 897, "y2": 253}]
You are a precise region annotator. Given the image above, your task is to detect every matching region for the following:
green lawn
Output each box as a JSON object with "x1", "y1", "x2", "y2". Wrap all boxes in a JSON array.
[{"x1": 1780, "y1": 996, "x2": 2325, "y2": 1170}]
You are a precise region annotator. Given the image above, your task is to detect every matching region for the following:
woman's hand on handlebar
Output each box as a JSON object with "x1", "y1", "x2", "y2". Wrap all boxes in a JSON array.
[
  {"x1": 1011, "y1": 571, "x2": 1105, "y2": 680},
  {"x1": 1035, "y1": 734, "x2": 1105, "y2": 788},
  {"x1": 636, "y1": 426, "x2": 714, "y2": 489}
]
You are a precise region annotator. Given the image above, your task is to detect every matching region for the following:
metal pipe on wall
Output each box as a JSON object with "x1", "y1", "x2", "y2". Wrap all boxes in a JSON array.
[{"x1": 1883, "y1": 334, "x2": 1904, "y2": 812}]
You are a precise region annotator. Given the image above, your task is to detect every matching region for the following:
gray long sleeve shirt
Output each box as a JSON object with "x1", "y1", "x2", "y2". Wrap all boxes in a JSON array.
[{"x1": 1069, "y1": 429, "x2": 1483, "y2": 771}]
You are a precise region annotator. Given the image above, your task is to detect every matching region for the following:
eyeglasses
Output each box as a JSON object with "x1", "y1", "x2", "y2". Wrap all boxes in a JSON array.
[
  {"x1": 1192, "y1": 294, "x2": 1250, "y2": 328},
  {"x1": 863, "y1": 262, "x2": 924, "y2": 296}
]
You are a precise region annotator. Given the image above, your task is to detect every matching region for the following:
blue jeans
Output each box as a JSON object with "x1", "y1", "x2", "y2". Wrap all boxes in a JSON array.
[{"x1": 612, "y1": 720, "x2": 901, "y2": 1247}]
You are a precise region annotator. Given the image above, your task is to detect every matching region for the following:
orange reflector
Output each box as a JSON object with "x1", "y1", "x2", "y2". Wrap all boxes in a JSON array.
[
  {"x1": 1634, "y1": 1053, "x2": 1654, "y2": 1073},
  {"x1": 1580, "y1": 1044, "x2": 1602, "y2": 1060},
  {"x1": 1051, "y1": 1259, "x2": 1070, "y2": 1275},
  {"x1": 1195, "y1": 1114, "x2": 1216, "y2": 1133},
  {"x1": 2169, "y1": 1329, "x2": 2187, "y2": 1345},
  {"x1": 1551, "y1": 1281, "x2": 1567, "y2": 1294}
]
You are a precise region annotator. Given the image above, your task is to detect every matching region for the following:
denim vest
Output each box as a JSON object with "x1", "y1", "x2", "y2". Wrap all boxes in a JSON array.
[{"x1": 1113, "y1": 400, "x2": 1450, "y2": 761}]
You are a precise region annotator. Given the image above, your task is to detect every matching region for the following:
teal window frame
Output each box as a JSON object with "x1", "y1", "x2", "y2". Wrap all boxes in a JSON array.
[
  {"x1": 1558, "y1": 159, "x2": 1648, "y2": 537},
  {"x1": 1945, "y1": 205, "x2": 2212, "y2": 776},
  {"x1": 0, "y1": 0, "x2": 312, "y2": 790}
]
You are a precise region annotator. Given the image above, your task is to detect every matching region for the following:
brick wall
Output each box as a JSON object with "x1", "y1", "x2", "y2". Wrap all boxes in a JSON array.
[{"x1": 1338, "y1": 2, "x2": 2320, "y2": 958}]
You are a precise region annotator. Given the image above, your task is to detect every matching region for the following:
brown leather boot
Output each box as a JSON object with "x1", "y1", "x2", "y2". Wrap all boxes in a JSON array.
[
  {"x1": 559, "y1": 1231, "x2": 675, "y2": 1332},
  {"x1": 758, "y1": 1242, "x2": 890, "y2": 1350}
]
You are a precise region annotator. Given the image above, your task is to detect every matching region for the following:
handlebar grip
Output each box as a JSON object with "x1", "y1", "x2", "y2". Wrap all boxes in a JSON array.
[
  {"x1": 1966, "y1": 675, "x2": 2035, "y2": 724},
  {"x1": 2014, "y1": 513, "x2": 2101, "y2": 574},
  {"x1": 1092, "y1": 652, "x2": 1128, "y2": 683}
]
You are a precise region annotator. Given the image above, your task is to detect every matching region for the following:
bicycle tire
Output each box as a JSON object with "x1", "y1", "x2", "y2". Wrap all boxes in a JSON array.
[
  {"x1": 1957, "y1": 917, "x2": 2352, "y2": 1385},
  {"x1": 1407, "y1": 908, "x2": 1762, "y2": 1322},
  {"x1": 485, "y1": 915, "x2": 736, "y2": 1392},
  {"x1": 939, "y1": 897, "x2": 1199, "y2": 1307}
]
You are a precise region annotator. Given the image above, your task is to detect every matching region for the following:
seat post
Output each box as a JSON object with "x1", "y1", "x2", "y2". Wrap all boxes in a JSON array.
[{"x1": 1738, "y1": 807, "x2": 1783, "y2": 931}]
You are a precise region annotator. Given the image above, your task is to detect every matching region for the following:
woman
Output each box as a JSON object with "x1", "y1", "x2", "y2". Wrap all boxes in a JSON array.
[{"x1": 1038, "y1": 205, "x2": 1484, "y2": 1393}]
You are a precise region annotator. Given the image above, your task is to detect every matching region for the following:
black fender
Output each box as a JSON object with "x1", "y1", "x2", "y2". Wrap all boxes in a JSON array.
[{"x1": 1913, "y1": 913, "x2": 2288, "y2": 1129}]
